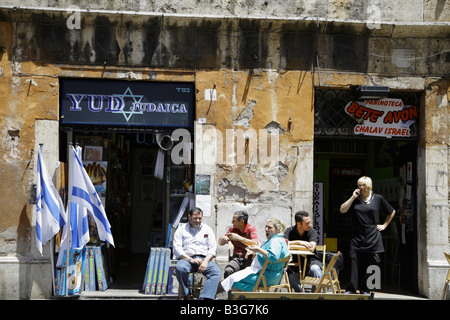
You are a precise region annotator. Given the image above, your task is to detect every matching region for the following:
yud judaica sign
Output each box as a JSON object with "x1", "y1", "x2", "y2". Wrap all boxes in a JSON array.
[{"x1": 60, "y1": 78, "x2": 194, "y2": 128}]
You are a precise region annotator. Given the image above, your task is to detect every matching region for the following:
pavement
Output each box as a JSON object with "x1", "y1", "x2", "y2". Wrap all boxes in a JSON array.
[{"x1": 77, "y1": 288, "x2": 428, "y2": 300}]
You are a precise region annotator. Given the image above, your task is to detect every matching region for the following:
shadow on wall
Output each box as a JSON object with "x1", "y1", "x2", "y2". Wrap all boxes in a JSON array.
[
  {"x1": 17, "y1": 205, "x2": 32, "y2": 299},
  {"x1": 16, "y1": 204, "x2": 52, "y2": 299}
]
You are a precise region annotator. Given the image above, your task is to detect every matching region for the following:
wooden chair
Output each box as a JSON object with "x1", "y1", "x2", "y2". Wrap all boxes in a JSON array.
[
  {"x1": 252, "y1": 255, "x2": 292, "y2": 292},
  {"x1": 287, "y1": 245, "x2": 325, "y2": 287},
  {"x1": 178, "y1": 272, "x2": 204, "y2": 299},
  {"x1": 300, "y1": 251, "x2": 342, "y2": 294},
  {"x1": 316, "y1": 245, "x2": 327, "y2": 273},
  {"x1": 441, "y1": 252, "x2": 450, "y2": 300},
  {"x1": 228, "y1": 241, "x2": 234, "y2": 261}
]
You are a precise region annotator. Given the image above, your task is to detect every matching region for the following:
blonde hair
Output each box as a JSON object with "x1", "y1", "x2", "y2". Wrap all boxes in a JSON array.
[
  {"x1": 357, "y1": 176, "x2": 373, "y2": 191},
  {"x1": 267, "y1": 218, "x2": 286, "y2": 233}
]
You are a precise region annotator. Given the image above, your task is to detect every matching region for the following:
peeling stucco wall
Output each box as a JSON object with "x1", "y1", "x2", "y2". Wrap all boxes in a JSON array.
[{"x1": 193, "y1": 68, "x2": 315, "y2": 256}]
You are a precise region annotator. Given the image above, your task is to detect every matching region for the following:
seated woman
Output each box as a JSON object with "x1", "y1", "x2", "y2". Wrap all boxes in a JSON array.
[{"x1": 221, "y1": 218, "x2": 289, "y2": 292}]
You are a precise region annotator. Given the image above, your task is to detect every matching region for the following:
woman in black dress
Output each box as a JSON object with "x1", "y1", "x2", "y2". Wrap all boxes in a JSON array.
[{"x1": 340, "y1": 176, "x2": 396, "y2": 293}]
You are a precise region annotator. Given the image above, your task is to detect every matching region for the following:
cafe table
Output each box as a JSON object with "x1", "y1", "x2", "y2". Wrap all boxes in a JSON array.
[{"x1": 288, "y1": 247, "x2": 314, "y2": 289}]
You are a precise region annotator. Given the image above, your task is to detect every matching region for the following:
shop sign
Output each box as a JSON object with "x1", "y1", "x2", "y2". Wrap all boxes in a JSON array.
[
  {"x1": 344, "y1": 98, "x2": 418, "y2": 138},
  {"x1": 313, "y1": 182, "x2": 323, "y2": 245},
  {"x1": 60, "y1": 78, "x2": 194, "y2": 128},
  {"x1": 331, "y1": 167, "x2": 363, "y2": 176}
]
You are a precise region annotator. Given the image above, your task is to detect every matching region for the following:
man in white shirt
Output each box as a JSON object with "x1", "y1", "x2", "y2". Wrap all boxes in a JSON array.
[{"x1": 173, "y1": 207, "x2": 221, "y2": 300}]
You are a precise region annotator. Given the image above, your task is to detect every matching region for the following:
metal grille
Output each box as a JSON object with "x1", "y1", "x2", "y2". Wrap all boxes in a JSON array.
[
  {"x1": 314, "y1": 89, "x2": 421, "y2": 138},
  {"x1": 314, "y1": 89, "x2": 355, "y2": 136}
]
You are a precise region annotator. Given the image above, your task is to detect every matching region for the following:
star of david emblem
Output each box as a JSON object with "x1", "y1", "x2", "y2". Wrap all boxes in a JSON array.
[{"x1": 113, "y1": 87, "x2": 145, "y2": 122}]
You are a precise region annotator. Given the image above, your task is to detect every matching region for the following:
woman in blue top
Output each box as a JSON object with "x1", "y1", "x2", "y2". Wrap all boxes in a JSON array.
[{"x1": 221, "y1": 218, "x2": 289, "y2": 292}]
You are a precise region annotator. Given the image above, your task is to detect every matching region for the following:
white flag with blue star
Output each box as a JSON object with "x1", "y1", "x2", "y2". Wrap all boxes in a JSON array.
[
  {"x1": 36, "y1": 148, "x2": 66, "y2": 255},
  {"x1": 69, "y1": 145, "x2": 114, "y2": 247}
]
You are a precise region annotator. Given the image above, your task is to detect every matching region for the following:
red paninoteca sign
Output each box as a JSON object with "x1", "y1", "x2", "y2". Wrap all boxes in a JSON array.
[{"x1": 344, "y1": 98, "x2": 418, "y2": 138}]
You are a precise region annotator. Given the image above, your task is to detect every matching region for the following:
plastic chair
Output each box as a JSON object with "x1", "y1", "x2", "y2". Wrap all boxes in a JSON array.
[{"x1": 252, "y1": 255, "x2": 292, "y2": 292}]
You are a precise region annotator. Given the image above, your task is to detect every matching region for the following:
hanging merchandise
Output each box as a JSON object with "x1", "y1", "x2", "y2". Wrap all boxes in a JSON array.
[
  {"x1": 406, "y1": 162, "x2": 413, "y2": 184},
  {"x1": 399, "y1": 197, "x2": 407, "y2": 244},
  {"x1": 166, "y1": 187, "x2": 193, "y2": 248},
  {"x1": 154, "y1": 149, "x2": 165, "y2": 180}
]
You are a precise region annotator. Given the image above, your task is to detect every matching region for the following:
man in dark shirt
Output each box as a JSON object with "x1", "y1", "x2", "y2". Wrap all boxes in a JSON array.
[
  {"x1": 284, "y1": 211, "x2": 323, "y2": 292},
  {"x1": 218, "y1": 210, "x2": 258, "y2": 278}
]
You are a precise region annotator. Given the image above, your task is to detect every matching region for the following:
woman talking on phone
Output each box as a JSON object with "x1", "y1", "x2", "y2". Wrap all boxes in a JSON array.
[{"x1": 340, "y1": 176, "x2": 396, "y2": 294}]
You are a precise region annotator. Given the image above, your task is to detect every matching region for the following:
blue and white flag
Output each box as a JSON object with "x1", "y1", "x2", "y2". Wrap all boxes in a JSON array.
[
  {"x1": 68, "y1": 145, "x2": 114, "y2": 247},
  {"x1": 36, "y1": 148, "x2": 66, "y2": 255},
  {"x1": 67, "y1": 146, "x2": 89, "y2": 249},
  {"x1": 57, "y1": 146, "x2": 90, "y2": 266}
]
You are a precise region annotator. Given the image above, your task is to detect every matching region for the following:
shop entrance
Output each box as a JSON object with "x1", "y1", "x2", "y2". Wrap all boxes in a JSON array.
[
  {"x1": 60, "y1": 130, "x2": 193, "y2": 290},
  {"x1": 313, "y1": 88, "x2": 421, "y2": 294},
  {"x1": 314, "y1": 138, "x2": 418, "y2": 293},
  {"x1": 58, "y1": 78, "x2": 195, "y2": 290}
]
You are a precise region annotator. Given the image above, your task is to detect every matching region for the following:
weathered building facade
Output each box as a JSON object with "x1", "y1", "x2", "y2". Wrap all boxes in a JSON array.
[{"x1": 0, "y1": 1, "x2": 448, "y2": 299}]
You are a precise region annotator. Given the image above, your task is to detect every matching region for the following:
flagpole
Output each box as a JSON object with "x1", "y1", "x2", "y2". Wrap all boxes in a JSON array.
[
  {"x1": 65, "y1": 142, "x2": 73, "y2": 297},
  {"x1": 50, "y1": 237, "x2": 56, "y2": 295},
  {"x1": 39, "y1": 143, "x2": 57, "y2": 296}
]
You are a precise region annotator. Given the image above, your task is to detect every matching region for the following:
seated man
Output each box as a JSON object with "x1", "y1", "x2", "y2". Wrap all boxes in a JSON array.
[
  {"x1": 218, "y1": 210, "x2": 258, "y2": 278},
  {"x1": 284, "y1": 211, "x2": 323, "y2": 292},
  {"x1": 173, "y1": 207, "x2": 221, "y2": 300}
]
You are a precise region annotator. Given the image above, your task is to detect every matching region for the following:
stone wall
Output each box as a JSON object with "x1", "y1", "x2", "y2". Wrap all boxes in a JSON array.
[
  {"x1": 0, "y1": 8, "x2": 448, "y2": 75},
  {"x1": 1, "y1": 0, "x2": 449, "y2": 23}
]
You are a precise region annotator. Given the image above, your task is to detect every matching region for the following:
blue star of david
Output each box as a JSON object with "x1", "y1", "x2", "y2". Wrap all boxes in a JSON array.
[{"x1": 113, "y1": 87, "x2": 145, "y2": 122}]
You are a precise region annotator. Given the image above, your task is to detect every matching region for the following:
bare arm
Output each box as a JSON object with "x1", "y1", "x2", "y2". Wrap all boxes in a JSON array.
[
  {"x1": 226, "y1": 232, "x2": 258, "y2": 247},
  {"x1": 197, "y1": 253, "x2": 214, "y2": 273},
  {"x1": 218, "y1": 235, "x2": 229, "y2": 246},
  {"x1": 247, "y1": 245, "x2": 268, "y2": 258},
  {"x1": 377, "y1": 210, "x2": 396, "y2": 231},
  {"x1": 340, "y1": 189, "x2": 360, "y2": 213},
  {"x1": 288, "y1": 240, "x2": 316, "y2": 252}
]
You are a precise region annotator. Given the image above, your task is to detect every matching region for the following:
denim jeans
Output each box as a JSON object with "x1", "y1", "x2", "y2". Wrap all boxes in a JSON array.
[
  {"x1": 309, "y1": 264, "x2": 323, "y2": 278},
  {"x1": 309, "y1": 264, "x2": 323, "y2": 292},
  {"x1": 288, "y1": 263, "x2": 323, "y2": 292},
  {"x1": 175, "y1": 258, "x2": 221, "y2": 300}
]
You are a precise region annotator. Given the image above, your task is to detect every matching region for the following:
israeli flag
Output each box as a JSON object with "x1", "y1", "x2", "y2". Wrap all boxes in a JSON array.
[
  {"x1": 36, "y1": 148, "x2": 66, "y2": 255},
  {"x1": 68, "y1": 145, "x2": 114, "y2": 247},
  {"x1": 56, "y1": 146, "x2": 90, "y2": 266}
]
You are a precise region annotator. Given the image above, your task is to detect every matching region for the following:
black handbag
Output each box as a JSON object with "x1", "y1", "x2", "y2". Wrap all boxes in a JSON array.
[{"x1": 317, "y1": 251, "x2": 344, "y2": 270}]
